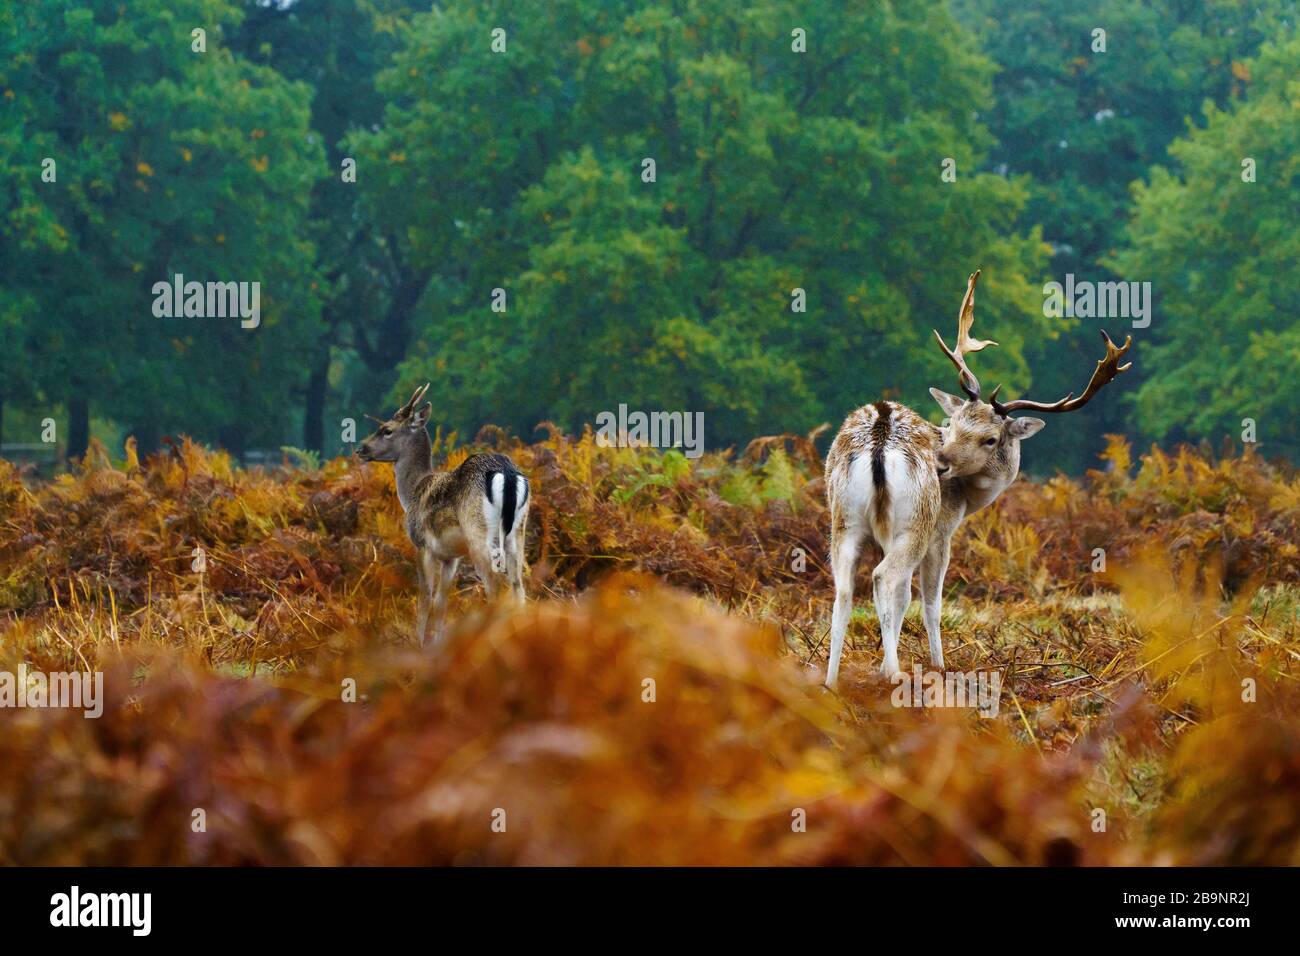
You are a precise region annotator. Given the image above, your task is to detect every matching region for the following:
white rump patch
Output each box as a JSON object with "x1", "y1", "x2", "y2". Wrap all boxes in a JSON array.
[
  {"x1": 840, "y1": 448, "x2": 930, "y2": 548},
  {"x1": 840, "y1": 453, "x2": 877, "y2": 536},
  {"x1": 513, "y1": 476, "x2": 528, "y2": 532},
  {"x1": 484, "y1": 472, "x2": 507, "y2": 572}
]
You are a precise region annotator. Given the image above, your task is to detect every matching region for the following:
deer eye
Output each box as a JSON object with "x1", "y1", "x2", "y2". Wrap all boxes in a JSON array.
[
  {"x1": 379, "y1": 427, "x2": 391, "y2": 437},
  {"x1": 983, "y1": 437, "x2": 998, "y2": 447}
]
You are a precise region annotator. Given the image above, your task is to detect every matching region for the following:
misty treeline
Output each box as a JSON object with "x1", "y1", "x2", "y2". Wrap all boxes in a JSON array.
[{"x1": 2, "y1": 0, "x2": 1296, "y2": 471}]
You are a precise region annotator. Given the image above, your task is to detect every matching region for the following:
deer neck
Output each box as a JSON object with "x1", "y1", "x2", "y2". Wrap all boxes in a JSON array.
[
  {"x1": 953, "y1": 440, "x2": 1021, "y2": 514},
  {"x1": 393, "y1": 430, "x2": 433, "y2": 514}
]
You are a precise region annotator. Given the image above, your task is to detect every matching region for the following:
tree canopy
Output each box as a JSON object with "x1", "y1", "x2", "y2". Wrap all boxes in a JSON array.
[
  {"x1": 1112, "y1": 33, "x2": 1300, "y2": 458},
  {"x1": 0, "y1": 0, "x2": 324, "y2": 455},
  {"x1": 355, "y1": 0, "x2": 1049, "y2": 448},
  {"x1": 0, "y1": 0, "x2": 1295, "y2": 470}
]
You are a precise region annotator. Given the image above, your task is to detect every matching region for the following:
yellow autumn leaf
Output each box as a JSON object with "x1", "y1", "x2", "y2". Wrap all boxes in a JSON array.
[
  {"x1": 783, "y1": 769, "x2": 836, "y2": 799},
  {"x1": 251, "y1": 155, "x2": 269, "y2": 173},
  {"x1": 136, "y1": 161, "x2": 153, "y2": 177},
  {"x1": 108, "y1": 111, "x2": 130, "y2": 131}
]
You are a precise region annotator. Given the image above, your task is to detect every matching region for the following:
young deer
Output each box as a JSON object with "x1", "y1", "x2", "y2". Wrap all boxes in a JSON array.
[
  {"x1": 824, "y1": 271, "x2": 1131, "y2": 688},
  {"x1": 357, "y1": 384, "x2": 530, "y2": 646}
]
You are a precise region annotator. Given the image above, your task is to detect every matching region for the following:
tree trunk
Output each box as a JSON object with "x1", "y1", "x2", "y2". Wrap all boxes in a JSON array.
[
  {"x1": 303, "y1": 351, "x2": 329, "y2": 454},
  {"x1": 132, "y1": 421, "x2": 163, "y2": 458},
  {"x1": 67, "y1": 396, "x2": 89, "y2": 464},
  {"x1": 218, "y1": 424, "x2": 246, "y2": 462}
]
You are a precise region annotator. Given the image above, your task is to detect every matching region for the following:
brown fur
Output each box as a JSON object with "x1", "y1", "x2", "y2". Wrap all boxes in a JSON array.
[
  {"x1": 821, "y1": 269, "x2": 1121, "y2": 687},
  {"x1": 826, "y1": 401, "x2": 941, "y2": 557},
  {"x1": 358, "y1": 385, "x2": 529, "y2": 646},
  {"x1": 823, "y1": 392, "x2": 1040, "y2": 687}
]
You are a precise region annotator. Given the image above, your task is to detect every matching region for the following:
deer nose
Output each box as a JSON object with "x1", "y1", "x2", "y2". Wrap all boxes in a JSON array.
[{"x1": 936, "y1": 456, "x2": 951, "y2": 477}]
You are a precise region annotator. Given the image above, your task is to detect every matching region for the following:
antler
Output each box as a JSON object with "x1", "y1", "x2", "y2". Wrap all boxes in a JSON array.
[
  {"x1": 992, "y1": 330, "x2": 1133, "y2": 415},
  {"x1": 395, "y1": 382, "x2": 430, "y2": 419},
  {"x1": 932, "y1": 270, "x2": 998, "y2": 401}
]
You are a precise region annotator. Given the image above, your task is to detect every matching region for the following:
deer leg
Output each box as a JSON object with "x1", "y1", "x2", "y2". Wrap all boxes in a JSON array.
[
  {"x1": 503, "y1": 549, "x2": 523, "y2": 605},
  {"x1": 468, "y1": 542, "x2": 501, "y2": 602},
  {"x1": 826, "y1": 525, "x2": 864, "y2": 689},
  {"x1": 872, "y1": 535, "x2": 925, "y2": 680},
  {"x1": 507, "y1": 510, "x2": 528, "y2": 606},
  {"x1": 429, "y1": 557, "x2": 458, "y2": 647},
  {"x1": 871, "y1": 560, "x2": 900, "y2": 680},
  {"x1": 894, "y1": 570, "x2": 914, "y2": 662},
  {"x1": 416, "y1": 551, "x2": 438, "y2": 647},
  {"x1": 919, "y1": 537, "x2": 951, "y2": 669}
]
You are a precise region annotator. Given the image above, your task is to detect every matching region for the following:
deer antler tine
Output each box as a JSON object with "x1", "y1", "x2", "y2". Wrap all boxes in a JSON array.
[
  {"x1": 933, "y1": 270, "x2": 995, "y2": 401},
  {"x1": 396, "y1": 382, "x2": 431, "y2": 418},
  {"x1": 931, "y1": 329, "x2": 977, "y2": 400},
  {"x1": 994, "y1": 327, "x2": 1133, "y2": 415},
  {"x1": 1101, "y1": 329, "x2": 1135, "y2": 370}
]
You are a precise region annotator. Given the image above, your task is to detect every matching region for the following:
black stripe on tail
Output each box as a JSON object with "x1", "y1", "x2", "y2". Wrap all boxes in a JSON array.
[
  {"x1": 484, "y1": 465, "x2": 523, "y2": 537},
  {"x1": 869, "y1": 402, "x2": 892, "y2": 528}
]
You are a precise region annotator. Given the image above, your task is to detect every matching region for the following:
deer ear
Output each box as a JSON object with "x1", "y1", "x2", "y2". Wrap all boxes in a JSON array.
[
  {"x1": 929, "y1": 387, "x2": 966, "y2": 418},
  {"x1": 1006, "y1": 417, "x2": 1045, "y2": 440},
  {"x1": 408, "y1": 402, "x2": 431, "y2": 428}
]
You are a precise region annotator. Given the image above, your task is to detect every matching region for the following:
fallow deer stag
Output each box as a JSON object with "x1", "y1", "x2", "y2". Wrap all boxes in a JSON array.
[
  {"x1": 357, "y1": 384, "x2": 530, "y2": 646},
  {"x1": 823, "y1": 270, "x2": 1132, "y2": 688}
]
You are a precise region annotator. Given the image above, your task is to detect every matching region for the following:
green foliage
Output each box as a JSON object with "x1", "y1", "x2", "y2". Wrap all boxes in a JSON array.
[
  {"x1": 1111, "y1": 33, "x2": 1300, "y2": 454},
  {"x1": 955, "y1": 0, "x2": 1286, "y2": 274},
  {"x1": 758, "y1": 446, "x2": 798, "y2": 506},
  {"x1": 226, "y1": 0, "x2": 424, "y2": 452},
  {"x1": 0, "y1": 0, "x2": 325, "y2": 452},
  {"x1": 717, "y1": 446, "x2": 799, "y2": 508},
  {"x1": 660, "y1": 449, "x2": 690, "y2": 481},
  {"x1": 280, "y1": 445, "x2": 322, "y2": 472},
  {"x1": 359, "y1": 0, "x2": 1050, "y2": 447},
  {"x1": 0, "y1": 1, "x2": 1295, "y2": 471},
  {"x1": 718, "y1": 470, "x2": 762, "y2": 509},
  {"x1": 609, "y1": 447, "x2": 692, "y2": 506},
  {"x1": 953, "y1": 0, "x2": 1290, "y2": 471}
]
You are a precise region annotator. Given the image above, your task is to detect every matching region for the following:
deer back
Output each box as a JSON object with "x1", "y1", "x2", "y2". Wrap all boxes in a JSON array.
[{"x1": 825, "y1": 401, "x2": 942, "y2": 546}]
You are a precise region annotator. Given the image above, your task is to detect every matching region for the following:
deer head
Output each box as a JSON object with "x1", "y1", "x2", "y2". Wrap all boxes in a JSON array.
[
  {"x1": 357, "y1": 383, "x2": 432, "y2": 463},
  {"x1": 929, "y1": 270, "x2": 1133, "y2": 478}
]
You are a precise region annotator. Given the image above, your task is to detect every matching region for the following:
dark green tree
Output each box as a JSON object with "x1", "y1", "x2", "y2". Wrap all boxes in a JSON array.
[
  {"x1": 953, "y1": 0, "x2": 1291, "y2": 469},
  {"x1": 230, "y1": 0, "x2": 421, "y2": 453},
  {"x1": 353, "y1": 0, "x2": 1050, "y2": 450},
  {"x1": 1112, "y1": 32, "x2": 1300, "y2": 459},
  {"x1": 0, "y1": 0, "x2": 324, "y2": 459}
]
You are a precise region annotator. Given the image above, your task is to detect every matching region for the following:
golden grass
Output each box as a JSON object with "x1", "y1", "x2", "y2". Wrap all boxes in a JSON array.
[{"x1": 0, "y1": 429, "x2": 1297, "y2": 864}]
